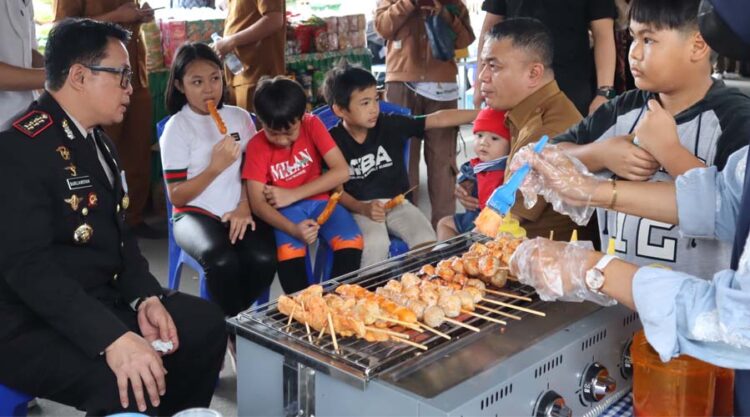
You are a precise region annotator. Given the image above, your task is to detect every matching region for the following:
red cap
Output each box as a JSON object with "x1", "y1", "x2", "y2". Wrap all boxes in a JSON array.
[{"x1": 473, "y1": 107, "x2": 510, "y2": 140}]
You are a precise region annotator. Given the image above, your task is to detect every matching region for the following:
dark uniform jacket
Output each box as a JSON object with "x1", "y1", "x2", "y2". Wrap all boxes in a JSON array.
[{"x1": 0, "y1": 93, "x2": 163, "y2": 358}]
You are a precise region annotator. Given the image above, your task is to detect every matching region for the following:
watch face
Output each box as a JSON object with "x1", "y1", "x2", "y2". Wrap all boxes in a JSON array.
[{"x1": 586, "y1": 269, "x2": 606, "y2": 292}]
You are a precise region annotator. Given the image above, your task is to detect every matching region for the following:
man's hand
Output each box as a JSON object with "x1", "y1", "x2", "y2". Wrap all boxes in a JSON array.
[
  {"x1": 588, "y1": 95, "x2": 608, "y2": 114},
  {"x1": 362, "y1": 200, "x2": 386, "y2": 222},
  {"x1": 634, "y1": 99, "x2": 681, "y2": 163},
  {"x1": 212, "y1": 36, "x2": 236, "y2": 60},
  {"x1": 110, "y1": 2, "x2": 145, "y2": 24},
  {"x1": 105, "y1": 331, "x2": 167, "y2": 412},
  {"x1": 221, "y1": 202, "x2": 255, "y2": 244},
  {"x1": 137, "y1": 297, "x2": 179, "y2": 355},
  {"x1": 454, "y1": 183, "x2": 479, "y2": 211},
  {"x1": 294, "y1": 219, "x2": 319, "y2": 245},
  {"x1": 263, "y1": 185, "x2": 298, "y2": 208},
  {"x1": 602, "y1": 135, "x2": 660, "y2": 181}
]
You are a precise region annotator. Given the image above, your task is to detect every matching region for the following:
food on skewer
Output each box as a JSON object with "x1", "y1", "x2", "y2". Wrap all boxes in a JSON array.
[
  {"x1": 205, "y1": 99, "x2": 227, "y2": 135},
  {"x1": 384, "y1": 185, "x2": 418, "y2": 210},
  {"x1": 316, "y1": 191, "x2": 343, "y2": 225}
]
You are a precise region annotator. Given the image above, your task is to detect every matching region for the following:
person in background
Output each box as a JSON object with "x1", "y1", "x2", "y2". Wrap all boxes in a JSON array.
[
  {"x1": 0, "y1": 0, "x2": 45, "y2": 130},
  {"x1": 322, "y1": 62, "x2": 478, "y2": 267},
  {"x1": 54, "y1": 0, "x2": 162, "y2": 238},
  {"x1": 213, "y1": 0, "x2": 286, "y2": 111},
  {"x1": 375, "y1": 0, "x2": 476, "y2": 228},
  {"x1": 473, "y1": 0, "x2": 617, "y2": 116},
  {"x1": 437, "y1": 107, "x2": 510, "y2": 241},
  {"x1": 243, "y1": 77, "x2": 363, "y2": 291},
  {"x1": 160, "y1": 42, "x2": 277, "y2": 318},
  {"x1": 0, "y1": 18, "x2": 225, "y2": 416}
]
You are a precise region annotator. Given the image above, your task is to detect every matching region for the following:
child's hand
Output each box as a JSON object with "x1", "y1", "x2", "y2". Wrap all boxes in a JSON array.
[
  {"x1": 455, "y1": 184, "x2": 479, "y2": 211},
  {"x1": 208, "y1": 136, "x2": 240, "y2": 175},
  {"x1": 295, "y1": 220, "x2": 319, "y2": 245},
  {"x1": 634, "y1": 99, "x2": 681, "y2": 163},
  {"x1": 221, "y1": 203, "x2": 255, "y2": 244},
  {"x1": 363, "y1": 200, "x2": 386, "y2": 222},
  {"x1": 603, "y1": 135, "x2": 660, "y2": 181},
  {"x1": 263, "y1": 185, "x2": 298, "y2": 208}
]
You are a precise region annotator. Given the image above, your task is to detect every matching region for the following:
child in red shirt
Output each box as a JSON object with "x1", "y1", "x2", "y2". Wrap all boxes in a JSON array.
[
  {"x1": 437, "y1": 108, "x2": 510, "y2": 240},
  {"x1": 243, "y1": 77, "x2": 363, "y2": 292}
]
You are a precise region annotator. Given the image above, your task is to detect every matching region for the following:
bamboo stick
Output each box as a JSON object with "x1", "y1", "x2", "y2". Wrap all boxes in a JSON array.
[
  {"x1": 374, "y1": 315, "x2": 424, "y2": 332},
  {"x1": 300, "y1": 301, "x2": 313, "y2": 343},
  {"x1": 418, "y1": 322, "x2": 451, "y2": 340},
  {"x1": 475, "y1": 304, "x2": 522, "y2": 320},
  {"x1": 480, "y1": 298, "x2": 546, "y2": 317},
  {"x1": 327, "y1": 312, "x2": 339, "y2": 353},
  {"x1": 394, "y1": 338, "x2": 428, "y2": 351},
  {"x1": 365, "y1": 326, "x2": 410, "y2": 339},
  {"x1": 482, "y1": 288, "x2": 532, "y2": 301},
  {"x1": 444, "y1": 317, "x2": 480, "y2": 332},
  {"x1": 461, "y1": 309, "x2": 507, "y2": 325}
]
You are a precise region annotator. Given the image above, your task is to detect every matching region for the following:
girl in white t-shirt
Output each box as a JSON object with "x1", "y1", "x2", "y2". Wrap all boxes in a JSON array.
[{"x1": 160, "y1": 43, "x2": 276, "y2": 317}]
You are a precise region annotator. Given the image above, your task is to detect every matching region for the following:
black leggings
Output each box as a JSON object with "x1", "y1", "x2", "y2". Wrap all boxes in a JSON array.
[{"x1": 173, "y1": 212, "x2": 277, "y2": 316}]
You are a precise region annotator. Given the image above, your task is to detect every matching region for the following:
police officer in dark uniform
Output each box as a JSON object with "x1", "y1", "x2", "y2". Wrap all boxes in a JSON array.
[{"x1": 0, "y1": 18, "x2": 226, "y2": 416}]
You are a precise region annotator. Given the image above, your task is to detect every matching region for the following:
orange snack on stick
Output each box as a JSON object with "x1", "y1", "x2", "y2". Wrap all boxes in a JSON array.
[
  {"x1": 206, "y1": 99, "x2": 227, "y2": 135},
  {"x1": 316, "y1": 191, "x2": 343, "y2": 225},
  {"x1": 384, "y1": 185, "x2": 417, "y2": 211}
]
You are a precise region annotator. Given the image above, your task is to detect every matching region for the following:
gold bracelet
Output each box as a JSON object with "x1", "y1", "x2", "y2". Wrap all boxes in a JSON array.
[{"x1": 608, "y1": 179, "x2": 618, "y2": 209}]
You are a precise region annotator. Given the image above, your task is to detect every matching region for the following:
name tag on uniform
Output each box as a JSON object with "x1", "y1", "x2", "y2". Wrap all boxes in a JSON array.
[
  {"x1": 230, "y1": 132, "x2": 240, "y2": 141},
  {"x1": 67, "y1": 176, "x2": 92, "y2": 190}
]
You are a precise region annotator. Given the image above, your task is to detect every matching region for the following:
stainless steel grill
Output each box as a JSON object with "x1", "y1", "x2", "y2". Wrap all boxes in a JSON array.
[
  {"x1": 230, "y1": 233, "x2": 641, "y2": 417},
  {"x1": 233, "y1": 233, "x2": 541, "y2": 385}
]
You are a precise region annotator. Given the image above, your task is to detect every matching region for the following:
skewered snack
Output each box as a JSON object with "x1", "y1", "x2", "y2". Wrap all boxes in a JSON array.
[
  {"x1": 206, "y1": 99, "x2": 227, "y2": 135},
  {"x1": 384, "y1": 185, "x2": 418, "y2": 210},
  {"x1": 316, "y1": 191, "x2": 343, "y2": 225}
]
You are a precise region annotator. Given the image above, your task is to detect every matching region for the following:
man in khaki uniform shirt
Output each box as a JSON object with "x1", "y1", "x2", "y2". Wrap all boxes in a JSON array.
[
  {"x1": 53, "y1": 0, "x2": 159, "y2": 237},
  {"x1": 466, "y1": 17, "x2": 599, "y2": 241},
  {"x1": 214, "y1": 0, "x2": 286, "y2": 111}
]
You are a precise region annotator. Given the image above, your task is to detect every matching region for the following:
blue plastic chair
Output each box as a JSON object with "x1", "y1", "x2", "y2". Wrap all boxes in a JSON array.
[
  {"x1": 0, "y1": 384, "x2": 32, "y2": 417},
  {"x1": 312, "y1": 102, "x2": 412, "y2": 258},
  {"x1": 156, "y1": 116, "x2": 329, "y2": 304}
]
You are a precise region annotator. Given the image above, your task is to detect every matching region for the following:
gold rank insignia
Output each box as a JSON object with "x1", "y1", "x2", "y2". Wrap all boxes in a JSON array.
[
  {"x1": 122, "y1": 195, "x2": 130, "y2": 210},
  {"x1": 56, "y1": 146, "x2": 71, "y2": 160},
  {"x1": 12, "y1": 110, "x2": 52, "y2": 138},
  {"x1": 62, "y1": 119, "x2": 75, "y2": 140},
  {"x1": 87, "y1": 192, "x2": 98, "y2": 208},
  {"x1": 64, "y1": 164, "x2": 78, "y2": 177},
  {"x1": 64, "y1": 194, "x2": 82, "y2": 211},
  {"x1": 73, "y1": 223, "x2": 93, "y2": 244}
]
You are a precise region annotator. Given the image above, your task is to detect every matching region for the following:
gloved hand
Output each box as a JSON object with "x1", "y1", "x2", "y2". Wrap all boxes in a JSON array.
[
  {"x1": 509, "y1": 238, "x2": 616, "y2": 306},
  {"x1": 508, "y1": 144, "x2": 609, "y2": 226}
]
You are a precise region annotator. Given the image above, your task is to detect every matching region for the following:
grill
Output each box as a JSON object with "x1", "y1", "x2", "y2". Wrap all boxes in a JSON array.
[{"x1": 229, "y1": 233, "x2": 641, "y2": 417}]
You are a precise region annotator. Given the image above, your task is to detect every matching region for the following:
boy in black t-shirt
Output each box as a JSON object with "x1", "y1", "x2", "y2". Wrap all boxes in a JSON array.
[{"x1": 322, "y1": 63, "x2": 479, "y2": 267}]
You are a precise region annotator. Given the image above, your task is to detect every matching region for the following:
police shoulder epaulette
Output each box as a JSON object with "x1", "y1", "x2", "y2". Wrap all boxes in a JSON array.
[{"x1": 12, "y1": 110, "x2": 53, "y2": 138}]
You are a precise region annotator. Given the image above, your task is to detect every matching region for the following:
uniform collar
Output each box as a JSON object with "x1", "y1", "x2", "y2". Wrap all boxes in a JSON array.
[{"x1": 506, "y1": 80, "x2": 561, "y2": 134}]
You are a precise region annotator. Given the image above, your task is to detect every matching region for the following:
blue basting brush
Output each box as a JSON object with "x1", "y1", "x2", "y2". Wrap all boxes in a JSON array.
[{"x1": 474, "y1": 135, "x2": 549, "y2": 237}]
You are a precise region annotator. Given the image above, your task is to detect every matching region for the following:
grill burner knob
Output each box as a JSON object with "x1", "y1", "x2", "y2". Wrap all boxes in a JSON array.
[
  {"x1": 621, "y1": 339, "x2": 633, "y2": 379},
  {"x1": 535, "y1": 391, "x2": 572, "y2": 417},
  {"x1": 582, "y1": 362, "x2": 616, "y2": 402}
]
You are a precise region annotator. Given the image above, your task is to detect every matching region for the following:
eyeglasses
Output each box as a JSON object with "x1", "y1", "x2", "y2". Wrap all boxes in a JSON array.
[{"x1": 83, "y1": 65, "x2": 133, "y2": 89}]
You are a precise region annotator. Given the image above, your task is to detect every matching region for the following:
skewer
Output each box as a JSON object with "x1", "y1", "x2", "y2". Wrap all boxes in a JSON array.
[
  {"x1": 365, "y1": 326, "x2": 410, "y2": 339},
  {"x1": 549, "y1": 230, "x2": 554, "y2": 240},
  {"x1": 482, "y1": 288, "x2": 532, "y2": 301},
  {"x1": 300, "y1": 301, "x2": 313, "y2": 343},
  {"x1": 317, "y1": 325, "x2": 326, "y2": 341},
  {"x1": 374, "y1": 315, "x2": 424, "y2": 332},
  {"x1": 461, "y1": 309, "x2": 507, "y2": 325},
  {"x1": 480, "y1": 298, "x2": 546, "y2": 317},
  {"x1": 444, "y1": 317, "x2": 480, "y2": 332},
  {"x1": 327, "y1": 312, "x2": 339, "y2": 353},
  {"x1": 475, "y1": 304, "x2": 522, "y2": 320},
  {"x1": 418, "y1": 322, "x2": 451, "y2": 340},
  {"x1": 284, "y1": 304, "x2": 297, "y2": 330},
  {"x1": 394, "y1": 338, "x2": 428, "y2": 351}
]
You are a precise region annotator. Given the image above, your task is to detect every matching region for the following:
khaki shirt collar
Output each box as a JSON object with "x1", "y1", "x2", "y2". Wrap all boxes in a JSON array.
[{"x1": 506, "y1": 80, "x2": 561, "y2": 133}]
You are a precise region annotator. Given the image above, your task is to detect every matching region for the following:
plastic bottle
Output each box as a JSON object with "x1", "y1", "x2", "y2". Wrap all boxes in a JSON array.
[{"x1": 210, "y1": 33, "x2": 244, "y2": 75}]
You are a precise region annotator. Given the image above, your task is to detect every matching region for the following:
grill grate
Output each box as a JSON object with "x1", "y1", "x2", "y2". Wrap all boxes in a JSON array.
[{"x1": 233, "y1": 232, "x2": 541, "y2": 383}]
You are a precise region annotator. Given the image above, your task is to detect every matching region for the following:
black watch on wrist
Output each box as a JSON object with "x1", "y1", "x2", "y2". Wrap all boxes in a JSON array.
[{"x1": 596, "y1": 86, "x2": 617, "y2": 99}]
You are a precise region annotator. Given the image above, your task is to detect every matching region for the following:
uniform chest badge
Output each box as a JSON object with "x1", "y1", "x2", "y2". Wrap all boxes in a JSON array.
[
  {"x1": 87, "y1": 192, "x2": 98, "y2": 208},
  {"x1": 62, "y1": 119, "x2": 75, "y2": 140},
  {"x1": 122, "y1": 194, "x2": 130, "y2": 210},
  {"x1": 73, "y1": 223, "x2": 93, "y2": 244},
  {"x1": 12, "y1": 110, "x2": 53, "y2": 138},
  {"x1": 64, "y1": 164, "x2": 78, "y2": 177},
  {"x1": 64, "y1": 194, "x2": 82, "y2": 211},
  {"x1": 56, "y1": 146, "x2": 71, "y2": 160}
]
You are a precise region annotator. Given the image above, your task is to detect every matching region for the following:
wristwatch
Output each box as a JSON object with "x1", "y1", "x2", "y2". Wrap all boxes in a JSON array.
[
  {"x1": 585, "y1": 255, "x2": 617, "y2": 294},
  {"x1": 596, "y1": 86, "x2": 617, "y2": 100}
]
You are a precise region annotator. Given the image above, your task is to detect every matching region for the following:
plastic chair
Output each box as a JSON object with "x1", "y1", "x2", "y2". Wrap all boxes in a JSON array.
[
  {"x1": 156, "y1": 116, "x2": 329, "y2": 304},
  {"x1": 312, "y1": 102, "x2": 412, "y2": 258},
  {"x1": 0, "y1": 384, "x2": 33, "y2": 417}
]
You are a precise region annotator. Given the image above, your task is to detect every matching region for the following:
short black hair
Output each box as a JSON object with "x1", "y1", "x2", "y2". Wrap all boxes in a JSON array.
[
  {"x1": 321, "y1": 60, "x2": 377, "y2": 110},
  {"x1": 629, "y1": 0, "x2": 700, "y2": 32},
  {"x1": 165, "y1": 42, "x2": 227, "y2": 115},
  {"x1": 253, "y1": 76, "x2": 307, "y2": 130},
  {"x1": 45, "y1": 18, "x2": 131, "y2": 91},
  {"x1": 487, "y1": 17, "x2": 554, "y2": 69}
]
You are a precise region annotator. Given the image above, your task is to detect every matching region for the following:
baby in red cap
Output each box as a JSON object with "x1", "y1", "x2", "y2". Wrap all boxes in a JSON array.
[{"x1": 437, "y1": 107, "x2": 510, "y2": 240}]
